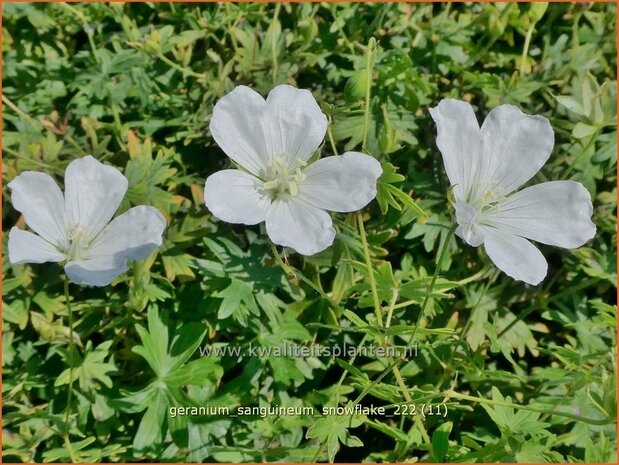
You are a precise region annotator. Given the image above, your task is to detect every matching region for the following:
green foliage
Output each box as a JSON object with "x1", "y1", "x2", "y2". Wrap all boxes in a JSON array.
[{"x1": 2, "y1": 2, "x2": 616, "y2": 463}]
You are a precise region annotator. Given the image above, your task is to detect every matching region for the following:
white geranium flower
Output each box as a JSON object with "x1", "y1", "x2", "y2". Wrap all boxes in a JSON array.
[
  {"x1": 430, "y1": 99, "x2": 596, "y2": 285},
  {"x1": 8, "y1": 155, "x2": 166, "y2": 287},
  {"x1": 204, "y1": 84, "x2": 383, "y2": 255}
]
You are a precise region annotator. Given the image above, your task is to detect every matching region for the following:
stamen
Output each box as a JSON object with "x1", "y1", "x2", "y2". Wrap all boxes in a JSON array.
[
  {"x1": 289, "y1": 181, "x2": 298, "y2": 196},
  {"x1": 263, "y1": 180, "x2": 279, "y2": 189},
  {"x1": 263, "y1": 155, "x2": 307, "y2": 199},
  {"x1": 65, "y1": 228, "x2": 92, "y2": 261}
]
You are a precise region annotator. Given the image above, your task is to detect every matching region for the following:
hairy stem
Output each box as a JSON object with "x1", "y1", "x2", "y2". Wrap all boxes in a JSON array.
[
  {"x1": 356, "y1": 212, "x2": 383, "y2": 327},
  {"x1": 156, "y1": 52, "x2": 207, "y2": 80},
  {"x1": 361, "y1": 38, "x2": 376, "y2": 152},
  {"x1": 271, "y1": 2, "x2": 281, "y2": 85},
  {"x1": 63, "y1": 276, "x2": 78, "y2": 463},
  {"x1": 519, "y1": 24, "x2": 535, "y2": 76},
  {"x1": 447, "y1": 391, "x2": 612, "y2": 426},
  {"x1": 497, "y1": 276, "x2": 600, "y2": 338},
  {"x1": 270, "y1": 243, "x2": 338, "y2": 308},
  {"x1": 58, "y1": 2, "x2": 100, "y2": 64},
  {"x1": 408, "y1": 224, "x2": 457, "y2": 345},
  {"x1": 2, "y1": 95, "x2": 40, "y2": 131}
]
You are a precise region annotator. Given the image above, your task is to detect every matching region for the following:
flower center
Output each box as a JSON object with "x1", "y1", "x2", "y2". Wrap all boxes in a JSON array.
[
  {"x1": 262, "y1": 156, "x2": 307, "y2": 198},
  {"x1": 65, "y1": 227, "x2": 93, "y2": 261},
  {"x1": 454, "y1": 202, "x2": 485, "y2": 247},
  {"x1": 454, "y1": 193, "x2": 508, "y2": 247}
]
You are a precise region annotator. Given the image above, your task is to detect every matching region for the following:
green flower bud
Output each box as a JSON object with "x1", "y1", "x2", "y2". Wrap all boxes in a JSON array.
[{"x1": 344, "y1": 71, "x2": 368, "y2": 103}]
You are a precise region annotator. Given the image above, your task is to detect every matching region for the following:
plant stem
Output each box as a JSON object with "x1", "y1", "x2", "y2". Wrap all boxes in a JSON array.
[
  {"x1": 58, "y1": 2, "x2": 100, "y2": 64},
  {"x1": 356, "y1": 212, "x2": 383, "y2": 327},
  {"x1": 3, "y1": 146, "x2": 53, "y2": 169},
  {"x1": 519, "y1": 24, "x2": 535, "y2": 76},
  {"x1": 385, "y1": 288, "x2": 398, "y2": 329},
  {"x1": 270, "y1": 243, "x2": 338, "y2": 308},
  {"x1": 447, "y1": 391, "x2": 611, "y2": 426},
  {"x1": 497, "y1": 277, "x2": 600, "y2": 338},
  {"x1": 63, "y1": 276, "x2": 78, "y2": 463},
  {"x1": 355, "y1": 34, "x2": 429, "y2": 444},
  {"x1": 64, "y1": 134, "x2": 88, "y2": 156},
  {"x1": 156, "y1": 52, "x2": 207, "y2": 80},
  {"x1": 327, "y1": 122, "x2": 339, "y2": 156},
  {"x1": 384, "y1": 290, "x2": 413, "y2": 403},
  {"x1": 408, "y1": 224, "x2": 457, "y2": 344},
  {"x1": 361, "y1": 38, "x2": 375, "y2": 152},
  {"x1": 2, "y1": 95, "x2": 40, "y2": 131},
  {"x1": 271, "y1": 3, "x2": 281, "y2": 86}
]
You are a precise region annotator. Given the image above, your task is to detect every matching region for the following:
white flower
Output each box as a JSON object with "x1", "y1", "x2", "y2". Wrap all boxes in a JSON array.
[
  {"x1": 204, "y1": 84, "x2": 383, "y2": 255},
  {"x1": 430, "y1": 99, "x2": 596, "y2": 285},
  {"x1": 8, "y1": 155, "x2": 166, "y2": 287}
]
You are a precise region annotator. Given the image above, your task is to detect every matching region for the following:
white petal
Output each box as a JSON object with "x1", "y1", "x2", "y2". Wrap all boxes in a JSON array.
[
  {"x1": 65, "y1": 206, "x2": 165, "y2": 287},
  {"x1": 65, "y1": 256, "x2": 128, "y2": 287},
  {"x1": 429, "y1": 99, "x2": 482, "y2": 202},
  {"x1": 64, "y1": 156, "x2": 128, "y2": 238},
  {"x1": 8, "y1": 171, "x2": 68, "y2": 246},
  {"x1": 210, "y1": 85, "x2": 327, "y2": 176},
  {"x1": 89, "y1": 206, "x2": 166, "y2": 260},
  {"x1": 486, "y1": 181, "x2": 596, "y2": 249},
  {"x1": 298, "y1": 152, "x2": 382, "y2": 212},
  {"x1": 204, "y1": 170, "x2": 271, "y2": 225},
  {"x1": 210, "y1": 86, "x2": 271, "y2": 176},
  {"x1": 478, "y1": 105, "x2": 554, "y2": 198},
  {"x1": 264, "y1": 85, "x2": 328, "y2": 165},
  {"x1": 8, "y1": 227, "x2": 66, "y2": 264},
  {"x1": 265, "y1": 198, "x2": 335, "y2": 255},
  {"x1": 483, "y1": 230, "x2": 548, "y2": 285},
  {"x1": 454, "y1": 203, "x2": 485, "y2": 246}
]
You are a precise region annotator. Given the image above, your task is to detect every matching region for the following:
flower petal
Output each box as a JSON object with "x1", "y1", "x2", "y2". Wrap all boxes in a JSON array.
[
  {"x1": 265, "y1": 198, "x2": 335, "y2": 255},
  {"x1": 210, "y1": 86, "x2": 271, "y2": 176},
  {"x1": 204, "y1": 169, "x2": 271, "y2": 225},
  {"x1": 65, "y1": 256, "x2": 128, "y2": 287},
  {"x1": 89, "y1": 206, "x2": 166, "y2": 260},
  {"x1": 8, "y1": 171, "x2": 68, "y2": 246},
  {"x1": 65, "y1": 206, "x2": 165, "y2": 287},
  {"x1": 210, "y1": 85, "x2": 327, "y2": 176},
  {"x1": 454, "y1": 203, "x2": 485, "y2": 246},
  {"x1": 478, "y1": 105, "x2": 554, "y2": 198},
  {"x1": 429, "y1": 99, "x2": 482, "y2": 202},
  {"x1": 483, "y1": 230, "x2": 548, "y2": 285},
  {"x1": 264, "y1": 85, "x2": 328, "y2": 165},
  {"x1": 486, "y1": 180, "x2": 596, "y2": 248},
  {"x1": 8, "y1": 227, "x2": 66, "y2": 264},
  {"x1": 299, "y1": 152, "x2": 382, "y2": 212},
  {"x1": 64, "y1": 156, "x2": 128, "y2": 238}
]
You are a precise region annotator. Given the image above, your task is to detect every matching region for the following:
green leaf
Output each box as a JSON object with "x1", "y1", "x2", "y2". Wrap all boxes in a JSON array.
[
  {"x1": 430, "y1": 421, "x2": 452, "y2": 461},
  {"x1": 306, "y1": 412, "x2": 364, "y2": 462},
  {"x1": 132, "y1": 389, "x2": 167, "y2": 452},
  {"x1": 133, "y1": 306, "x2": 169, "y2": 376},
  {"x1": 164, "y1": 357, "x2": 223, "y2": 387}
]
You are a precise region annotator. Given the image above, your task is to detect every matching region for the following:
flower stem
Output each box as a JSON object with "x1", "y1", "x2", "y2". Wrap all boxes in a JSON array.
[
  {"x1": 356, "y1": 211, "x2": 383, "y2": 327},
  {"x1": 58, "y1": 2, "x2": 100, "y2": 64},
  {"x1": 446, "y1": 391, "x2": 612, "y2": 426},
  {"x1": 63, "y1": 275, "x2": 78, "y2": 463},
  {"x1": 271, "y1": 3, "x2": 281, "y2": 86},
  {"x1": 269, "y1": 243, "x2": 338, "y2": 308},
  {"x1": 327, "y1": 122, "x2": 339, "y2": 156},
  {"x1": 361, "y1": 38, "x2": 376, "y2": 152},
  {"x1": 156, "y1": 52, "x2": 207, "y2": 80},
  {"x1": 408, "y1": 224, "x2": 457, "y2": 344},
  {"x1": 519, "y1": 24, "x2": 535, "y2": 76},
  {"x1": 384, "y1": 288, "x2": 398, "y2": 329},
  {"x1": 2, "y1": 95, "x2": 40, "y2": 131},
  {"x1": 354, "y1": 35, "x2": 428, "y2": 443},
  {"x1": 497, "y1": 276, "x2": 600, "y2": 339}
]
